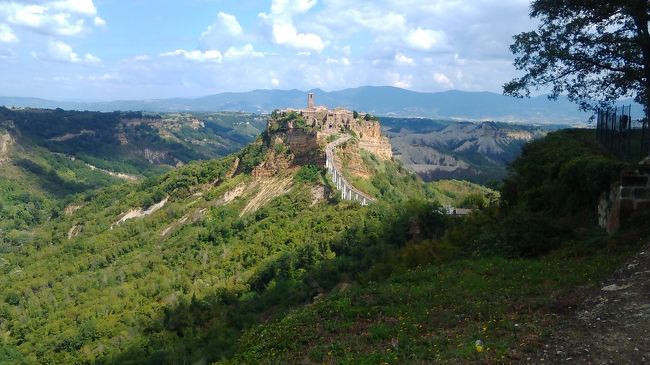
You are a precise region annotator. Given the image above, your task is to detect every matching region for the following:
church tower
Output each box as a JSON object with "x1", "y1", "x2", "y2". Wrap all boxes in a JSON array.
[{"x1": 307, "y1": 93, "x2": 315, "y2": 109}]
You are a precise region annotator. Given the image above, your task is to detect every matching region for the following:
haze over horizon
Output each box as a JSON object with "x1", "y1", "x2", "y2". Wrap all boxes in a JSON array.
[{"x1": 0, "y1": 0, "x2": 535, "y2": 100}]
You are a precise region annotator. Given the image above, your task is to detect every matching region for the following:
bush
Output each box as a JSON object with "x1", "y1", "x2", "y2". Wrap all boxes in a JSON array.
[
  {"x1": 459, "y1": 193, "x2": 487, "y2": 209},
  {"x1": 295, "y1": 165, "x2": 320, "y2": 183},
  {"x1": 238, "y1": 142, "x2": 268, "y2": 173},
  {"x1": 501, "y1": 129, "x2": 625, "y2": 219}
]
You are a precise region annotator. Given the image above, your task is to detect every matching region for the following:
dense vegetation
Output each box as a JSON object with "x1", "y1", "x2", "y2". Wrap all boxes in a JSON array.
[
  {"x1": 0, "y1": 127, "x2": 642, "y2": 364},
  {"x1": 0, "y1": 130, "x2": 493, "y2": 364},
  {"x1": 228, "y1": 129, "x2": 645, "y2": 363},
  {"x1": 0, "y1": 108, "x2": 265, "y2": 248},
  {"x1": 268, "y1": 110, "x2": 312, "y2": 133}
]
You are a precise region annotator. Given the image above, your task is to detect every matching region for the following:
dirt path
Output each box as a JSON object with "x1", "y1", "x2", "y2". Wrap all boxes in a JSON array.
[{"x1": 535, "y1": 244, "x2": 650, "y2": 364}]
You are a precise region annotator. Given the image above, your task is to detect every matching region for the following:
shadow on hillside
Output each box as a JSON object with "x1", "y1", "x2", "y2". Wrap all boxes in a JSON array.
[
  {"x1": 15, "y1": 158, "x2": 95, "y2": 197},
  {"x1": 99, "y1": 200, "x2": 445, "y2": 365}
]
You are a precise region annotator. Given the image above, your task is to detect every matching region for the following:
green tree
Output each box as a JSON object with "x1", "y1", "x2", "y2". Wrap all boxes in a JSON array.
[{"x1": 503, "y1": 1, "x2": 650, "y2": 120}]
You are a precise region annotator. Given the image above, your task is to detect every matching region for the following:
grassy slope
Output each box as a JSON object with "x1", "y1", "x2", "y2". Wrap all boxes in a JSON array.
[
  {"x1": 2, "y1": 128, "x2": 626, "y2": 365},
  {"x1": 0, "y1": 140, "x2": 493, "y2": 364},
  {"x1": 339, "y1": 147, "x2": 497, "y2": 206},
  {"x1": 231, "y1": 233, "x2": 640, "y2": 364},
  {"x1": 0, "y1": 133, "x2": 123, "y2": 239},
  {"x1": 226, "y1": 129, "x2": 645, "y2": 364}
]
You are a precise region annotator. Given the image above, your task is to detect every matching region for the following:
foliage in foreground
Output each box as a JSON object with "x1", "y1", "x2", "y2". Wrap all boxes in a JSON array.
[
  {"x1": 0, "y1": 128, "x2": 634, "y2": 365},
  {"x1": 446, "y1": 129, "x2": 626, "y2": 257},
  {"x1": 504, "y1": 1, "x2": 649, "y2": 117},
  {"x1": 1, "y1": 137, "x2": 482, "y2": 364},
  {"x1": 227, "y1": 129, "x2": 641, "y2": 364},
  {"x1": 233, "y1": 240, "x2": 639, "y2": 364}
]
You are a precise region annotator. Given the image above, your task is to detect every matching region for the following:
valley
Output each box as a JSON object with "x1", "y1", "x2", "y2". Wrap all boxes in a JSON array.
[
  {"x1": 0, "y1": 101, "x2": 499, "y2": 364},
  {"x1": 0, "y1": 97, "x2": 647, "y2": 364},
  {"x1": 2, "y1": 1, "x2": 649, "y2": 363},
  {"x1": 383, "y1": 118, "x2": 553, "y2": 184}
]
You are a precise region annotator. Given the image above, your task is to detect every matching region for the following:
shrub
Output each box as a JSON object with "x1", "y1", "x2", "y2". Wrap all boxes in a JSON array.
[{"x1": 295, "y1": 165, "x2": 320, "y2": 183}]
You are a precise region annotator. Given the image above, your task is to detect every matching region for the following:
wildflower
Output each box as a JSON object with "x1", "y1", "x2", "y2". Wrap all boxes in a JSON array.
[{"x1": 475, "y1": 339, "x2": 484, "y2": 353}]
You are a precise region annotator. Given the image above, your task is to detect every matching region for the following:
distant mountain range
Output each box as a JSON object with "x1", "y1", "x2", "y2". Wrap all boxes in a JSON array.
[{"x1": 0, "y1": 86, "x2": 640, "y2": 123}]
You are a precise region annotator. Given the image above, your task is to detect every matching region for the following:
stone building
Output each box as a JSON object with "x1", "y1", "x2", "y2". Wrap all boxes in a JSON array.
[{"x1": 267, "y1": 93, "x2": 393, "y2": 162}]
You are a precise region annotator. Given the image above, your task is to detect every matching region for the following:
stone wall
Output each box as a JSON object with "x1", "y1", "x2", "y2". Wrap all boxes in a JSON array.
[
  {"x1": 599, "y1": 165, "x2": 650, "y2": 233},
  {"x1": 265, "y1": 94, "x2": 393, "y2": 174}
]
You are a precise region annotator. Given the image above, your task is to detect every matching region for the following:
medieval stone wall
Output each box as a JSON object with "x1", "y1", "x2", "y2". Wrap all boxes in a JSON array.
[{"x1": 599, "y1": 165, "x2": 650, "y2": 233}]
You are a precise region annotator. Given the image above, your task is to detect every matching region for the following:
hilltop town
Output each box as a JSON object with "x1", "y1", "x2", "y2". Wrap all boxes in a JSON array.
[{"x1": 253, "y1": 93, "x2": 392, "y2": 179}]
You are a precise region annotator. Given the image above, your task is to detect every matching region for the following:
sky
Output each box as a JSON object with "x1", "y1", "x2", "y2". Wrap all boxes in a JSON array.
[{"x1": 0, "y1": 0, "x2": 536, "y2": 100}]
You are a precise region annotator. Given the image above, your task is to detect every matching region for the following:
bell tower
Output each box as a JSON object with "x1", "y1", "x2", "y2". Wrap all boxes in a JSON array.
[{"x1": 307, "y1": 93, "x2": 314, "y2": 109}]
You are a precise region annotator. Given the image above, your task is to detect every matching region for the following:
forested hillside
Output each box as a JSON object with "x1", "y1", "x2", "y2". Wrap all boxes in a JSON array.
[
  {"x1": 1, "y1": 104, "x2": 642, "y2": 365},
  {"x1": 0, "y1": 133, "x2": 493, "y2": 364},
  {"x1": 0, "y1": 108, "x2": 264, "y2": 175},
  {"x1": 0, "y1": 108, "x2": 263, "y2": 246},
  {"x1": 229, "y1": 130, "x2": 648, "y2": 363}
]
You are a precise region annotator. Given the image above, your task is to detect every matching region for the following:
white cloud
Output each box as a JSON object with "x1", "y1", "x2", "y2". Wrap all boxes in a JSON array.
[
  {"x1": 32, "y1": 40, "x2": 100, "y2": 64},
  {"x1": 388, "y1": 72, "x2": 413, "y2": 88},
  {"x1": 270, "y1": 22, "x2": 325, "y2": 51},
  {"x1": 83, "y1": 52, "x2": 100, "y2": 63},
  {"x1": 224, "y1": 44, "x2": 264, "y2": 59},
  {"x1": 50, "y1": 0, "x2": 97, "y2": 16},
  {"x1": 132, "y1": 54, "x2": 150, "y2": 61},
  {"x1": 199, "y1": 11, "x2": 244, "y2": 49},
  {"x1": 93, "y1": 16, "x2": 104, "y2": 26},
  {"x1": 1, "y1": 0, "x2": 103, "y2": 36},
  {"x1": 259, "y1": 0, "x2": 326, "y2": 52},
  {"x1": 271, "y1": 77, "x2": 280, "y2": 86},
  {"x1": 359, "y1": 12, "x2": 407, "y2": 34},
  {"x1": 269, "y1": 0, "x2": 317, "y2": 16},
  {"x1": 325, "y1": 56, "x2": 350, "y2": 66},
  {"x1": 217, "y1": 12, "x2": 242, "y2": 35},
  {"x1": 0, "y1": 23, "x2": 17, "y2": 42},
  {"x1": 81, "y1": 72, "x2": 119, "y2": 82},
  {"x1": 160, "y1": 49, "x2": 223, "y2": 63},
  {"x1": 433, "y1": 72, "x2": 453, "y2": 88},
  {"x1": 395, "y1": 53, "x2": 415, "y2": 66},
  {"x1": 405, "y1": 27, "x2": 444, "y2": 50}
]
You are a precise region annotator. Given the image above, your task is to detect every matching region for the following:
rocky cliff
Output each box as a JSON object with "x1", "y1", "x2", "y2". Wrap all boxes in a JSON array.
[
  {"x1": 356, "y1": 121, "x2": 393, "y2": 160},
  {"x1": 263, "y1": 98, "x2": 393, "y2": 176}
]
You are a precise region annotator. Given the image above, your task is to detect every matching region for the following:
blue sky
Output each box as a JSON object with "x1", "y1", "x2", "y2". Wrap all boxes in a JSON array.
[{"x1": 0, "y1": 0, "x2": 535, "y2": 100}]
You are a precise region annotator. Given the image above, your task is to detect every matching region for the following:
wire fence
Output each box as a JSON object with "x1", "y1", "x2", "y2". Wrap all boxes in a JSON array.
[{"x1": 596, "y1": 105, "x2": 649, "y2": 161}]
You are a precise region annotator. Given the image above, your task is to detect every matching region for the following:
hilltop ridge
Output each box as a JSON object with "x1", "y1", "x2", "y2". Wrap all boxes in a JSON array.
[
  {"x1": 253, "y1": 94, "x2": 392, "y2": 190},
  {"x1": 3, "y1": 86, "x2": 634, "y2": 123}
]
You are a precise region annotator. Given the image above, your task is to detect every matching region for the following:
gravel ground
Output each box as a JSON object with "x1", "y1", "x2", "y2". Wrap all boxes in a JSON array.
[{"x1": 534, "y1": 244, "x2": 650, "y2": 364}]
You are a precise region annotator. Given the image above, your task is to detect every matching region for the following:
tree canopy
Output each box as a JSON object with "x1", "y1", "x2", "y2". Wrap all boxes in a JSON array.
[{"x1": 504, "y1": 1, "x2": 650, "y2": 119}]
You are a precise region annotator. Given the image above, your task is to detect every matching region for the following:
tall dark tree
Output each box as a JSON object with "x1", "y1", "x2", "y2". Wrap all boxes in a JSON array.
[{"x1": 504, "y1": 1, "x2": 650, "y2": 120}]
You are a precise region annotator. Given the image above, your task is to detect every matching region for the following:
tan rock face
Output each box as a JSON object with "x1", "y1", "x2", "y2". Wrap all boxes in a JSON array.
[
  {"x1": 0, "y1": 132, "x2": 13, "y2": 164},
  {"x1": 334, "y1": 142, "x2": 373, "y2": 179},
  {"x1": 252, "y1": 152, "x2": 292, "y2": 178}
]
